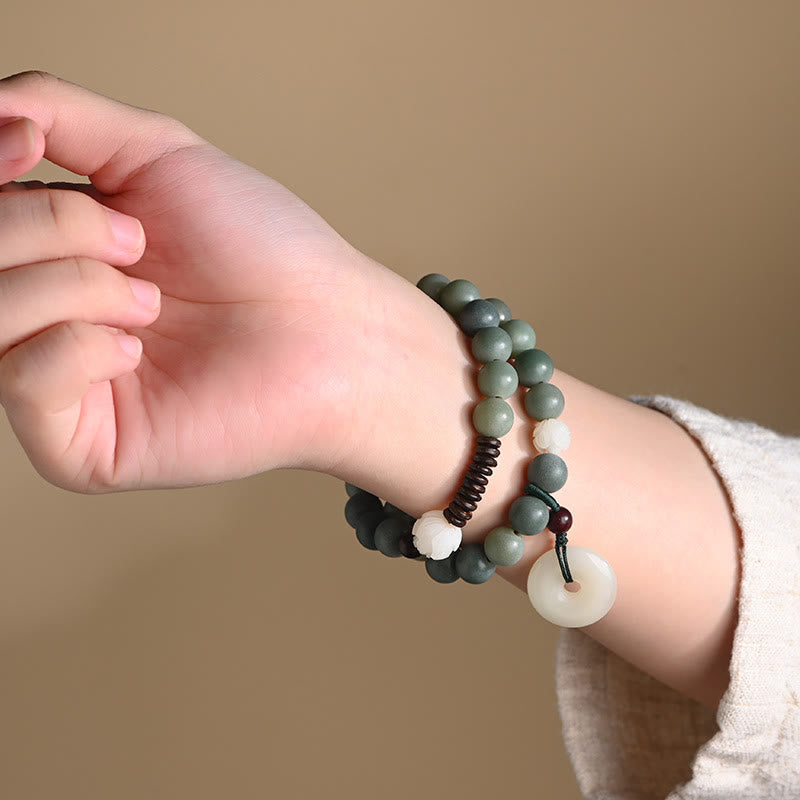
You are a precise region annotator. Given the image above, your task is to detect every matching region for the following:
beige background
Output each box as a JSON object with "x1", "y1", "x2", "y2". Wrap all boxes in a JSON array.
[{"x1": 1, "y1": 2, "x2": 799, "y2": 798}]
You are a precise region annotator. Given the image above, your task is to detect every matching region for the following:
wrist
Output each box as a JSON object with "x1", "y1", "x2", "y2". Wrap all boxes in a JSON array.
[
  {"x1": 326, "y1": 255, "x2": 551, "y2": 562},
  {"x1": 321, "y1": 259, "x2": 739, "y2": 705}
]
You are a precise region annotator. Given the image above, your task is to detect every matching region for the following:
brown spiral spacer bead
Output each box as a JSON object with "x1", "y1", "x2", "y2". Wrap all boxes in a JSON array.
[{"x1": 443, "y1": 435, "x2": 503, "y2": 528}]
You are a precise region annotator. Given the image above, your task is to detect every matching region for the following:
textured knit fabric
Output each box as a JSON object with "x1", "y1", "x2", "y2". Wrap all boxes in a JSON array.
[{"x1": 555, "y1": 394, "x2": 800, "y2": 800}]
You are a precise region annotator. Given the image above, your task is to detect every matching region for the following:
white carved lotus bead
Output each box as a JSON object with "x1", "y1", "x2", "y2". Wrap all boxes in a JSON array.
[
  {"x1": 533, "y1": 418, "x2": 571, "y2": 454},
  {"x1": 412, "y1": 510, "x2": 462, "y2": 560}
]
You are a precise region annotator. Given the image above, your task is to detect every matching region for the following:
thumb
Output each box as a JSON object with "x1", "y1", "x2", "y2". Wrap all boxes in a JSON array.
[{"x1": 0, "y1": 70, "x2": 204, "y2": 195}]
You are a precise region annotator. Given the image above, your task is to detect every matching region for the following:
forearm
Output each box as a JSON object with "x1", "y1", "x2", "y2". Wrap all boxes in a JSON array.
[{"x1": 322, "y1": 254, "x2": 741, "y2": 709}]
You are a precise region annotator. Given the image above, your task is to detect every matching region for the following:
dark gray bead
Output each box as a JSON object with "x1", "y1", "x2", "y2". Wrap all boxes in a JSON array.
[
  {"x1": 425, "y1": 553, "x2": 459, "y2": 583},
  {"x1": 416, "y1": 273, "x2": 450, "y2": 300},
  {"x1": 514, "y1": 348, "x2": 554, "y2": 387},
  {"x1": 527, "y1": 453, "x2": 568, "y2": 493},
  {"x1": 500, "y1": 319, "x2": 536, "y2": 357},
  {"x1": 523, "y1": 382, "x2": 565, "y2": 421},
  {"x1": 508, "y1": 495, "x2": 549, "y2": 535},
  {"x1": 382, "y1": 502, "x2": 416, "y2": 527},
  {"x1": 355, "y1": 509, "x2": 386, "y2": 550},
  {"x1": 374, "y1": 516, "x2": 410, "y2": 558},
  {"x1": 457, "y1": 299, "x2": 500, "y2": 337},
  {"x1": 345, "y1": 483, "x2": 362, "y2": 497},
  {"x1": 477, "y1": 360, "x2": 519, "y2": 399},
  {"x1": 486, "y1": 297, "x2": 512, "y2": 323},
  {"x1": 345, "y1": 491, "x2": 382, "y2": 527},
  {"x1": 437, "y1": 279, "x2": 481, "y2": 316},
  {"x1": 471, "y1": 327, "x2": 513, "y2": 363},
  {"x1": 455, "y1": 543, "x2": 496, "y2": 584}
]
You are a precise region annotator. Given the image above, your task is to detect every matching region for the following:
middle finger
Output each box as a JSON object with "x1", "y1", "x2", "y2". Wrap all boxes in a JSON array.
[{"x1": 0, "y1": 187, "x2": 145, "y2": 272}]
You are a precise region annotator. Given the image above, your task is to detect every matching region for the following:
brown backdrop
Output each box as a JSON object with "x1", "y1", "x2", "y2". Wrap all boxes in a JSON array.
[{"x1": 1, "y1": 2, "x2": 798, "y2": 798}]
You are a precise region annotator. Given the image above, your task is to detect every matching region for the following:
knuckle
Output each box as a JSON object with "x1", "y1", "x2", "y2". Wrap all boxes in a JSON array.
[
  {"x1": 0, "y1": 348, "x2": 27, "y2": 400},
  {"x1": 22, "y1": 69, "x2": 54, "y2": 85},
  {"x1": 148, "y1": 110, "x2": 205, "y2": 148},
  {"x1": 0, "y1": 70, "x2": 60, "y2": 102},
  {"x1": 36, "y1": 189, "x2": 93, "y2": 240},
  {"x1": 68, "y1": 256, "x2": 106, "y2": 292},
  {"x1": 3, "y1": 69, "x2": 54, "y2": 88},
  {"x1": 68, "y1": 257, "x2": 130, "y2": 304}
]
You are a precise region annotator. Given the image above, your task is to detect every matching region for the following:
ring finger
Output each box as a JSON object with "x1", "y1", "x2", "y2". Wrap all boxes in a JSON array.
[{"x1": 0, "y1": 255, "x2": 161, "y2": 359}]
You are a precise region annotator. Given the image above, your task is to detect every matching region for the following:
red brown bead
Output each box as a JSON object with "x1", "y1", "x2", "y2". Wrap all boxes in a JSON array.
[{"x1": 548, "y1": 506, "x2": 573, "y2": 534}]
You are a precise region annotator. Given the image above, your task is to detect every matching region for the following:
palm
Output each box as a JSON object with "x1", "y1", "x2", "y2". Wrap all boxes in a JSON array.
[{"x1": 58, "y1": 142, "x2": 360, "y2": 491}]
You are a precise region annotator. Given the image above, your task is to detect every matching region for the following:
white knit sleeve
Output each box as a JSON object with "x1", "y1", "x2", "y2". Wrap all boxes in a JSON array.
[{"x1": 555, "y1": 394, "x2": 800, "y2": 800}]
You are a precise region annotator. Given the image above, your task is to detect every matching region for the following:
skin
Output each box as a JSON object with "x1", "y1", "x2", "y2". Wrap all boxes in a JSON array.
[{"x1": 0, "y1": 71, "x2": 740, "y2": 709}]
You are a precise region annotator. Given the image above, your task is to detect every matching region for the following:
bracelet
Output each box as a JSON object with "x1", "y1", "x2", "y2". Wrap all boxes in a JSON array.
[{"x1": 343, "y1": 275, "x2": 617, "y2": 628}]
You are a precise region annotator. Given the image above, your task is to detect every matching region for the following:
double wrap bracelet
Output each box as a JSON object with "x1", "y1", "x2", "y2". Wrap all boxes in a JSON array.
[{"x1": 343, "y1": 274, "x2": 617, "y2": 628}]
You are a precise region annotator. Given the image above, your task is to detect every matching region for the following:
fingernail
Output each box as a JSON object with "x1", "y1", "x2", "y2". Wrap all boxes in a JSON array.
[
  {"x1": 117, "y1": 334, "x2": 143, "y2": 359},
  {"x1": 0, "y1": 118, "x2": 34, "y2": 161},
  {"x1": 105, "y1": 207, "x2": 144, "y2": 252},
  {"x1": 128, "y1": 277, "x2": 161, "y2": 311}
]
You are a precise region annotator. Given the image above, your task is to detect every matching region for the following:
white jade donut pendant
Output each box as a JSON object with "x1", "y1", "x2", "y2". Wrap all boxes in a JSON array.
[{"x1": 526, "y1": 546, "x2": 617, "y2": 628}]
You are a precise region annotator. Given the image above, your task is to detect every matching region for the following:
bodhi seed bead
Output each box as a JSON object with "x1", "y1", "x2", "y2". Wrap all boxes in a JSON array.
[
  {"x1": 500, "y1": 319, "x2": 536, "y2": 357},
  {"x1": 473, "y1": 397, "x2": 514, "y2": 438},
  {"x1": 509, "y1": 495, "x2": 550, "y2": 535},
  {"x1": 345, "y1": 491, "x2": 383, "y2": 527},
  {"x1": 437, "y1": 279, "x2": 481, "y2": 316},
  {"x1": 355, "y1": 509, "x2": 386, "y2": 550},
  {"x1": 374, "y1": 516, "x2": 411, "y2": 558},
  {"x1": 457, "y1": 299, "x2": 501, "y2": 337},
  {"x1": 485, "y1": 297, "x2": 512, "y2": 323},
  {"x1": 471, "y1": 327, "x2": 513, "y2": 363},
  {"x1": 477, "y1": 360, "x2": 519, "y2": 399},
  {"x1": 527, "y1": 453, "x2": 568, "y2": 493},
  {"x1": 455, "y1": 543, "x2": 496, "y2": 584},
  {"x1": 426, "y1": 552, "x2": 460, "y2": 583},
  {"x1": 514, "y1": 348, "x2": 554, "y2": 387},
  {"x1": 524, "y1": 382, "x2": 565, "y2": 421},
  {"x1": 383, "y1": 502, "x2": 416, "y2": 526},
  {"x1": 484, "y1": 526, "x2": 526, "y2": 566},
  {"x1": 416, "y1": 273, "x2": 450, "y2": 300}
]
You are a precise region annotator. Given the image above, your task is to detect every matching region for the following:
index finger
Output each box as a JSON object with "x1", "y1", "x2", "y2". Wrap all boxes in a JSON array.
[{"x1": 0, "y1": 71, "x2": 204, "y2": 195}]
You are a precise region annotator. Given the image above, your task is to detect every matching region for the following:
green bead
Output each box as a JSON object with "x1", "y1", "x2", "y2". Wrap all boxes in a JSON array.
[
  {"x1": 345, "y1": 490, "x2": 382, "y2": 528},
  {"x1": 425, "y1": 553, "x2": 459, "y2": 583},
  {"x1": 437, "y1": 279, "x2": 481, "y2": 316},
  {"x1": 527, "y1": 453, "x2": 568, "y2": 493},
  {"x1": 508, "y1": 495, "x2": 549, "y2": 535},
  {"x1": 477, "y1": 360, "x2": 519, "y2": 399},
  {"x1": 523, "y1": 382, "x2": 565, "y2": 421},
  {"x1": 514, "y1": 348, "x2": 554, "y2": 387},
  {"x1": 374, "y1": 516, "x2": 410, "y2": 558},
  {"x1": 471, "y1": 327, "x2": 513, "y2": 363},
  {"x1": 484, "y1": 526, "x2": 525, "y2": 566},
  {"x1": 354, "y1": 509, "x2": 386, "y2": 550},
  {"x1": 456, "y1": 543, "x2": 496, "y2": 584},
  {"x1": 472, "y1": 397, "x2": 514, "y2": 437},
  {"x1": 500, "y1": 319, "x2": 536, "y2": 357},
  {"x1": 416, "y1": 273, "x2": 450, "y2": 300},
  {"x1": 458, "y1": 299, "x2": 500, "y2": 337},
  {"x1": 486, "y1": 297, "x2": 512, "y2": 323}
]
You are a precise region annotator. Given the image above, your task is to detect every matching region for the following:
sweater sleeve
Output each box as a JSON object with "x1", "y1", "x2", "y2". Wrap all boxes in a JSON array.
[{"x1": 555, "y1": 394, "x2": 800, "y2": 800}]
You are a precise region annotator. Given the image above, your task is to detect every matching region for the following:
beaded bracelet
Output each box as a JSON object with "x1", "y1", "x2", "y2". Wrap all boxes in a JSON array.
[{"x1": 343, "y1": 275, "x2": 617, "y2": 628}]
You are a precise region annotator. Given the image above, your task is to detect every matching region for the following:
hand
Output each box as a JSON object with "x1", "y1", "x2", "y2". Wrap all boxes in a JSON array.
[{"x1": 0, "y1": 71, "x2": 393, "y2": 493}]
